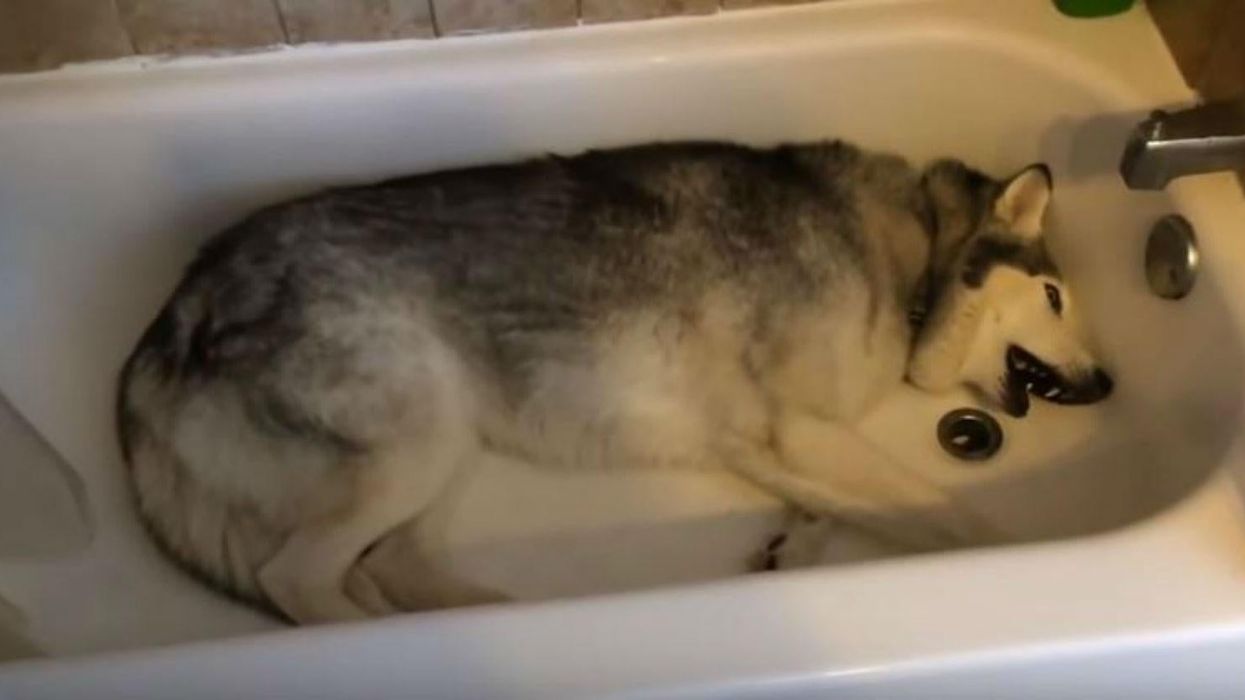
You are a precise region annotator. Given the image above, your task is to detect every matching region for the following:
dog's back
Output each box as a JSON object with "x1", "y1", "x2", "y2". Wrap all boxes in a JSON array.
[{"x1": 117, "y1": 140, "x2": 933, "y2": 619}]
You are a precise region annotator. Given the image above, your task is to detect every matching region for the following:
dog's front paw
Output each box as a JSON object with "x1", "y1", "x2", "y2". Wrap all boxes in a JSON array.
[
  {"x1": 749, "y1": 532, "x2": 787, "y2": 572},
  {"x1": 751, "y1": 513, "x2": 836, "y2": 572}
]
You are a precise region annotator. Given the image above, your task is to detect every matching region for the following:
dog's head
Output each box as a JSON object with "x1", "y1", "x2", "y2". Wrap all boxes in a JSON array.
[{"x1": 908, "y1": 161, "x2": 1113, "y2": 418}]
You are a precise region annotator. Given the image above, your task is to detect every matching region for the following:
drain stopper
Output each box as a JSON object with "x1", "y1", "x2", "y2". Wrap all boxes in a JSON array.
[{"x1": 937, "y1": 408, "x2": 1003, "y2": 462}]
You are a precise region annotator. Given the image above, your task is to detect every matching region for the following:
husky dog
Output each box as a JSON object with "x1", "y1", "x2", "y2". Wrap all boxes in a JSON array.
[{"x1": 116, "y1": 140, "x2": 1113, "y2": 623}]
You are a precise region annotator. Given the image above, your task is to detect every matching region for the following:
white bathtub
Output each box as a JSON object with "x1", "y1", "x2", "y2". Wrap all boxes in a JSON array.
[{"x1": 4, "y1": 0, "x2": 1245, "y2": 696}]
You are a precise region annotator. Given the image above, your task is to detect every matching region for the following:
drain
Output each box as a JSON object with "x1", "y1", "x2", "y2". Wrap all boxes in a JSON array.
[
  {"x1": 1146, "y1": 214, "x2": 1198, "y2": 300},
  {"x1": 937, "y1": 408, "x2": 1003, "y2": 462}
]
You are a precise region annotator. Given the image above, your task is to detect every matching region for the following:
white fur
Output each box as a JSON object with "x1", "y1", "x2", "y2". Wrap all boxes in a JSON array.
[
  {"x1": 994, "y1": 166, "x2": 1050, "y2": 238},
  {"x1": 909, "y1": 163, "x2": 1095, "y2": 400},
  {"x1": 125, "y1": 157, "x2": 1108, "y2": 623},
  {"x1": 959, "y1": 268, "x2": 1095, "y2": 402}
]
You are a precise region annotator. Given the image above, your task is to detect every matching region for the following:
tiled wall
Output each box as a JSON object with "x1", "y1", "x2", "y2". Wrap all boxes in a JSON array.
[
  {"x1": 0, "y1": 0, "x2": 812, "y2": 75},
  {"x1": 1148, "y1": 0, "x2": 1245, "y2": 99},
  {"x1": 4, "y1": 0, "x2": 1243, "y2": 96}
]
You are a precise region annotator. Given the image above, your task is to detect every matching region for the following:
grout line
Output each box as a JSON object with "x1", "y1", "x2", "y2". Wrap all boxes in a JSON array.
[
  {"x1": 15, "y1": 0, "x2": 818, "y2": 75},
  {"x1": 110, "y1": 0, "x2": 140, "y2": 56},
  {"x1": 427, "y1": 0, "x2": 443, "y2": 38},
  {"x1": 270, "y1": 0, "x2": 292, "y2": 44}
]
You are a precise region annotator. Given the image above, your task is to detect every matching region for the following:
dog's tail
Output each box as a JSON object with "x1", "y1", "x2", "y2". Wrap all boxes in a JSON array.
[{"x1": 116, "y1": 313, "x2": 282, "y2": 615}]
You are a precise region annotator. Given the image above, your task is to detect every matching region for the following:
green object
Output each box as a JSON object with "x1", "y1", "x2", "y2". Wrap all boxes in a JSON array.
[{"x1": 1054, "y1": 0, "x2": 1135, "y2": 17}]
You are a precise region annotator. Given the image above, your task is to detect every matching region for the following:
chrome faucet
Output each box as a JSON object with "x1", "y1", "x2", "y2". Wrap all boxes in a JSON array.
[{"x1": 1119, "y1": 98, "x2": 1245, "y2": 190}]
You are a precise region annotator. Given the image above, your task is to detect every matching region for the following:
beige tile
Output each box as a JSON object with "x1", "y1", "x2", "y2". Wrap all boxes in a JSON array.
[
  {"x1": 432, "y1": 0, "x2": 577, "y2": 35},
  {"x1": 1196, "y1": 1, "x2": 1245, "y2": 99},
  {"x1": 277, "y1": 0, "x2": 434, "y2": 43},
  {"x1": 389, "y1": 0, "x2": 440, "y2": 38},
  {"x1": 581, "y1": 0, "x2": 717, "y2": 23},
  {"x1": 1147, "y1": 0, "x2": 1231, "y2": 87},
  {"x1": 116, "y1": 0, "x2": 286, "y2": 54},
  {"x1": 0, "y1": 0, "x2": 133, "y2": 73},
  {"x1": 722, "y1": 0, "x2": 816, "y2": 9}
]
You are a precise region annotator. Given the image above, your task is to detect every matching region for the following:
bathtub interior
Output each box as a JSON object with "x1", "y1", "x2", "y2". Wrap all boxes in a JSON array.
[{"x1": 0, "y1": 1, "x2": 1237, "y2": 656}]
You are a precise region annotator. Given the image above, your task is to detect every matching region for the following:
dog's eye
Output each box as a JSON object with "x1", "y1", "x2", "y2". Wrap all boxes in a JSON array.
[{"x1": 1044, "y1": 283, "x2": 1063, "y2": 315}]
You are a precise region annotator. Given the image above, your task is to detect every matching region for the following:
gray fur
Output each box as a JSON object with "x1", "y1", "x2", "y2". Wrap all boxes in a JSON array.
[{"x1": 117, "y1": 140, "x2": 1084, "y2": 620}]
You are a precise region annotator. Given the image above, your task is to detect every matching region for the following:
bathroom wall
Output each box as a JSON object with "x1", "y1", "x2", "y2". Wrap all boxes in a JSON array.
[
  {"x1": 1148, "y1": 0, "x2": 1245, "y2": 99},
  {"x1": 2, "y1": 0, "x2": 1241, "y2": 99},
  {"x1": 0, "y1": 0, "x2": 812, "y2": 75}
]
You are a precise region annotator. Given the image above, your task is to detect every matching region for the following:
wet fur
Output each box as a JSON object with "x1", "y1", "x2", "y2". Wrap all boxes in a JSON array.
[{"x1": 117, "y1": 141, "x2": 1078, "y2": 621}]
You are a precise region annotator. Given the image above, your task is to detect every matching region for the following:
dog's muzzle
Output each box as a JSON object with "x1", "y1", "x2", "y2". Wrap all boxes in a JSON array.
[{"x1": 1002, "y1": 345, "x2": 1114, "y2": 417}]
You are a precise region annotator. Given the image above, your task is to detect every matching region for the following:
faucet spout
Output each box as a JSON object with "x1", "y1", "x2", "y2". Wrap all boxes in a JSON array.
[{"x1": 1119, "y1": 99, "x2": 1245, "y2": 190}]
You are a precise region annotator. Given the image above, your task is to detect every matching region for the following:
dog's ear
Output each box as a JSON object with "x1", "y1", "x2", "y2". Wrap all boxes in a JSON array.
[{"x1": 993, "y1": 164, "x2": 1051, "y2": 240}]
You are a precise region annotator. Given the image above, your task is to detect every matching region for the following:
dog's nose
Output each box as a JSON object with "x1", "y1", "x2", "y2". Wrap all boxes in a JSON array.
[
  {"x1": 1071, "y1": 369, "x2": 1114, "y2": 403},
  {"x1": 1051, "y1": 368, "x2": 1114, "y2": 405},
  {"x1": 1092, "y1": 369, "x2": 1114, "y2": 398}
]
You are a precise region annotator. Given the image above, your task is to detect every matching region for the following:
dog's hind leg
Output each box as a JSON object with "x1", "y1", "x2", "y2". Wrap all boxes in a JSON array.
[
  {"x1": 258, "y1": 430, "x2": 472, "y2": 624},
  {"x1": 344, "y1": 562, "x2": 401, "y2": 617},
  {"x1": 257, "y1": 352, "x2": 478, "y2": 625},
  {"x1": 356, "y1": 536, "x2": 510, "y2": 614},
  {"x1": 355, "y1": 478, "x2": 510, "y2": 613}
]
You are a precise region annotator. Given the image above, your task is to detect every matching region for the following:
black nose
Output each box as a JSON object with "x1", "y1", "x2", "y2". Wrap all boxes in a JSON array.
[
  {"x1": 1093, "y1": 369, "x2": 1114, "y2": 398},
  {"x1": 1048, "y1": 368, "x2": 1114, "y2": 405},
  {"x1": 1068, "y1": 369, "x2": 1114, "y2": 403}
]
